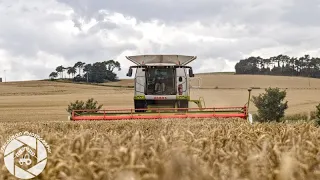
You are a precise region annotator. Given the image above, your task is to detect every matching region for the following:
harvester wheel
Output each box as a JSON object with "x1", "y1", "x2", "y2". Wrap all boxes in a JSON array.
[
  {"x1": 134, "y1": 100, "x2": 146, "y2": 112},
  {"x1": 177, "y1": 100, "x2": 188, "y2": 112}
]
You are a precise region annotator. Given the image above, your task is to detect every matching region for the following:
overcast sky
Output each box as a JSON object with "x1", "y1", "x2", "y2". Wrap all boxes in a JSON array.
[{"x1": 1, "y1": 0, "x2": 320, "y2": 81}]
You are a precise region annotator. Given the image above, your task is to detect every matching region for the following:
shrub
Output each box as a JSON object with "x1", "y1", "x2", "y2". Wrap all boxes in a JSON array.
[
  {"x1": 252, "y1": 113, "x2": 260, "y2": 122},
  {"x1": 310, "y1": 111, "x2": 317, "y2": 120},
  {"x1": 281, "y1": 112, "x2": 308, "y2": 122},
  {"x1": 251, "y1": 87, "x2": 288, "y2": 122},
  {"x1": 66, "y1": 98, "x2": 103, "y2": 115},
  {"x1": 316, "y1": 103, "x2": 320, "y2": 119},
  {"x1": 315, "y1": 103, "x2": 320, "y2": 126}
]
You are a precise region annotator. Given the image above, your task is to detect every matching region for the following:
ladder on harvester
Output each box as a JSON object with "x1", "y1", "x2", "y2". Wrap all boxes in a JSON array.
[
  {"x1": 189, "y1": 97, "x2": 206, "y2": 110},
  {"x1": 189, "y1": 77, "x2": 205, "y2": 110}
]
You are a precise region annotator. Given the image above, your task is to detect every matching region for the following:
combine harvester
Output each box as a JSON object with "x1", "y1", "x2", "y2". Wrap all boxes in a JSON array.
[{"x1": 71, "y1": 55, "x2": 253, "y2": 122}]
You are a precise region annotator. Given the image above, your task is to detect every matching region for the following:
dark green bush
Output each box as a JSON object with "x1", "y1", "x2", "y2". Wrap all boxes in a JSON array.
[
  {"x1": 315, "y1": 103, "x2": 320, "y2": 126},
  {"x1": 281, "y1": 112, "x2": 308, "y2": 122},
  {"x1": 67, "y1": 98, "x2": 103, "y2": 114},
  {"x1": 251, "y1": 87, "x2": 288, "y2": 122}
]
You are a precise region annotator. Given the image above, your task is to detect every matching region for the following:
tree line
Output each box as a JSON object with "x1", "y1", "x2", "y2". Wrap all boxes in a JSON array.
[
  {"x1": 49, "y1": 60, "x2": 121, "y2": 83},
  {"x1": 235, "y1": 54, "x2": 320, "y2": 78}
]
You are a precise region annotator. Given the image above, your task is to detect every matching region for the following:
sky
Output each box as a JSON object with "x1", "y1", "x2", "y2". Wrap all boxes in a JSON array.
[{"x1": 1, "y1": 0, "x2": 320, "y2": 81}]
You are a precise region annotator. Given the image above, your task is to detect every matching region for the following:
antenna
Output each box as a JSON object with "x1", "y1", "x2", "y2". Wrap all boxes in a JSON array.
[{"x1": 3, "y1": 70, "x2": 6, "y2": 82}]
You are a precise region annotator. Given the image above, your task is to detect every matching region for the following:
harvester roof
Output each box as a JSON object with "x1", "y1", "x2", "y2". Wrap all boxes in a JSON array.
[{"x1": 126, "y1": 55, "x2": 197, "y2": 66}]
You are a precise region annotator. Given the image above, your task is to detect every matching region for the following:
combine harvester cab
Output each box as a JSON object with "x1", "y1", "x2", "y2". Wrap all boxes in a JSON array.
[{"x1": 71, "y1": 55, "x2": 252, "y2": 121}]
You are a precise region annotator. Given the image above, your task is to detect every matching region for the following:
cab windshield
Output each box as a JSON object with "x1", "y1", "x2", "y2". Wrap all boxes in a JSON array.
[{"x1": 146, "y1": 67, "x2": 175, "y2": 95}]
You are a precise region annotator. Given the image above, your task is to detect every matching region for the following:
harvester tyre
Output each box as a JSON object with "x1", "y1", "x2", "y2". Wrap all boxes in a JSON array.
[
  {"x1": 177, "y1": 100, "x2": 188, "y2": 112},
  {"x1": 134, "y1": 100, "x2": 146, "y2": 112}
]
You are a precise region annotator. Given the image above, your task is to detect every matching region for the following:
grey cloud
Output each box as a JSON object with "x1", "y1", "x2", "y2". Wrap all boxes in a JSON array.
[
  {"x1": 280, "y1": 0, "x2": 320, "y2": 27},
  {"x1": 2, "y1": 0, "x2": 320, "y2": 81},
  {"x1": 57, "y1": 0, "x2": 317, "y2": 48},
  {"x1": 0, "y1": 1, "x2": 142, "y2": 80},
  {"x1": 56, "y1": 0, "x2": 292, "y2": 25},
  {"x1": 125, "y1": 33, "x2": 278, "y2": 74},
  {"x1": 87, "y1": 21, "x2": 119, "y2": 34},
  {"x1": 55, "y1": 0, "x2": 229, "y2": 23},
  {"x1": 0, "y1": 2, "x2": 138, "y2": 61}
]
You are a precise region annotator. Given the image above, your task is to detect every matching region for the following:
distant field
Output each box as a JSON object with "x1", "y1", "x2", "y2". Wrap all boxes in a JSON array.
[
  {"x1": 0, "y1": 74, "x2": 319, "y2": 121},
  {"x1": 195, "y1": 74, "x2": 320, "y2": 89},
  {"x1": 0, "y1": 81, "x2": 133, "y2": 121},
  {"x1": 110, "y1": 74, "x2": 320, "y2": 89}
]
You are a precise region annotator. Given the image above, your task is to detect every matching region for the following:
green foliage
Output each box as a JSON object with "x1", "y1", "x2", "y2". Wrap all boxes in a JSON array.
[
  {"x1": 310, "y1": 111, "x2": 317, "y2": 120},
  {"x1": 315, "y1": 103, "x2": 320, "y2": 126},
  {"x1": 74, "y1": 61, "x2": 86, "y2": 76},
  {"x1": 84, "y1": 98, "x2": 103, "y2": 110},
  {"x1": 55, "y1": 65, "x2": 64, "y2": 78},
  {"x1": 104, "y1": 60, "x2": 121, "y2": 72},
  {"x1": 50, "y1": 60, "x2": 120, "y2": 83},
  {"x1": 66, "y1": 98, "x2": 103, "y2": 114},
  {"x1": 67, "y1": 67, "x2": 77, "y2": 78},
  {"x1": 281, "y1": 112, "x2": 309, "y2": 121},
  {"x1": 251, "y1": 87, "x2": 288, "y2": 122},
  {"x1": 252, "y1": 113, "x2": 260, "y2": 122},
  {"x1": 235, "y1": 54, "x2": 320, "y2": 78},
  {"x1": 49, "y1": 72, "x2": 58, "y2": 80},
  {"x1": 316, "y1": 103, "x2": 320, "y2": 119}
]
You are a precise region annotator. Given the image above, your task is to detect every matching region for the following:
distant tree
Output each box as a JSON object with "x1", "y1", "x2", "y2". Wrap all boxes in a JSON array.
[
  {"x1": 90, "y1": 62, "x2": 109, "y2": 83},
  {"x1": 51, "y1": 60, "x2": 120, "y2": 83},
  {"x1": 74, "y1": 61, "x2": 86, "y2": 76},
  {"x1": 234, "y1": 54, "x2": 320, "y2": 78},
  {"x1": 67, "y1": 67, "x2": 77, "y2": 78},
  {"x1": 104, "y1": 60, "x2": 121, "y2": 72},
  {"x1": 251, "y1": 87, "x2": 288, "y2": 122},
  {"x1": 49, "y1": 72, "x2": 58, "y2": 80},
  {"x1": 83, "y1": 64, "x2": 92, "y2": 75},
  {"x1": 55, "y1": 65, "x2": 64, "y2": 78}
]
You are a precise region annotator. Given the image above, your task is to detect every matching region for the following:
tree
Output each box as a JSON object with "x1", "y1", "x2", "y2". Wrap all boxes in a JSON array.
[
  {"x1": 90, "y1": 62, "x2": 109, "y2": 83},
  {"x1": 104, "y1": 60, "x2": 121, "y2": 72},
  {"x1": 83, "y1": 63, "x2": 92, "y2": 82},
  {"x1": 81, "y1": 62, "x2": 118, "y2": 83},
  {"x1": 51, "y1": 60, "x2": 120, "y2": 83},
  {"x1": 251, "y1": 87, "x2": 288, "y2": 122},
  {"x1": 67, "y1": 67, "x2": 77, "y2": 78},
  {"x1": 55, "y1": 65, "x2": 64, "y2": 78},
  {"x1": 49, "y1": 72, "x2": 58, "y2": 80},
  {"x1": 234, "y1": 54, "x2": 320, "y2": 78},
  {"x1": 74, "y1": 61, "x2": 86, "y2": 76}
]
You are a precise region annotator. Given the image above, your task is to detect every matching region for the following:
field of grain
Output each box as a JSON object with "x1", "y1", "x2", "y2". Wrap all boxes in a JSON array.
[
  {"x1": 1, "y1": 119, "x2": 320, "y2": 180},
  {"x1": 0, "y1": 74, "x2": 320, "y2": 180},
  {"x1": 108, "y1": 73, "x2": 320, "y2": 89}
]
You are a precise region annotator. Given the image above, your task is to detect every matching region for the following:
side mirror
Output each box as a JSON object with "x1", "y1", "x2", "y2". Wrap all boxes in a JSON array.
[
  {"x1": 189, "y1": 68, "x2": 194, "y2": 77},
  {"x1": 127, "y1": 68, "x2": 133, "y2": 77}
]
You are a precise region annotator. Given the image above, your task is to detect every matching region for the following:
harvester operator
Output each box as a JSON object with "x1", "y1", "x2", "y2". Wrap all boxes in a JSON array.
[{"x1": 154, "y1": 70, "x2": 166, "y2": 93}]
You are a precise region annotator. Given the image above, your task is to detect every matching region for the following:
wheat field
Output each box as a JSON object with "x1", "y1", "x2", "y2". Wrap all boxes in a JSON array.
[
  {"x1": 1, "y1": 119, "x2": 320, "y2": 180},
  {"x1": 0, "y1": 74, "x2": 320, "y2": 180}
]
